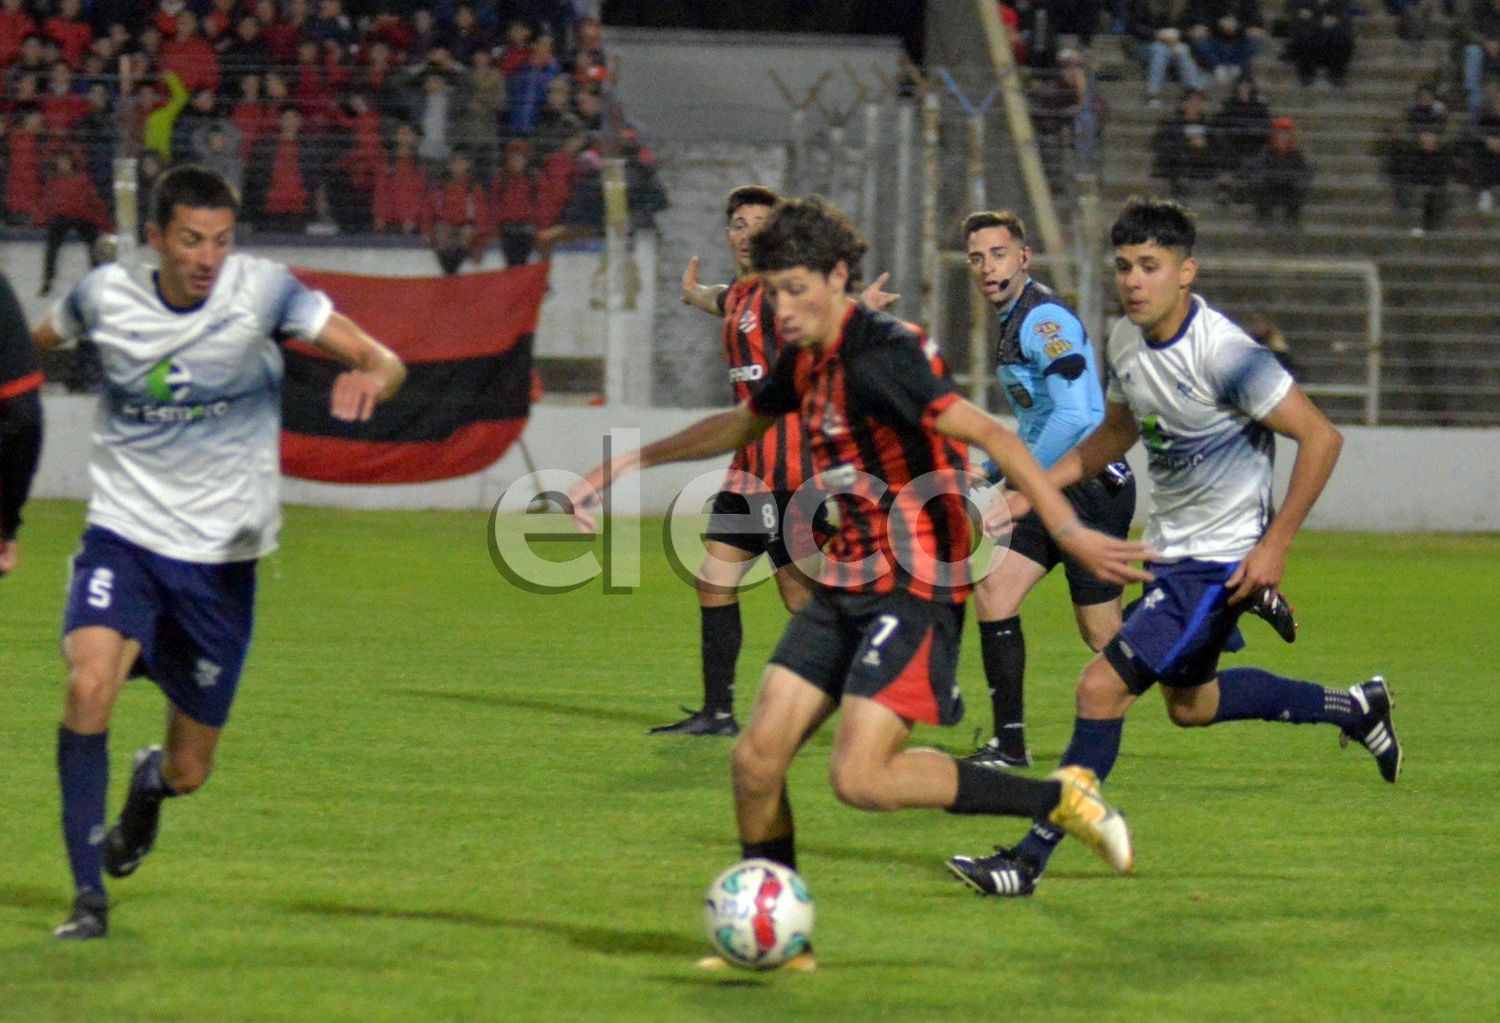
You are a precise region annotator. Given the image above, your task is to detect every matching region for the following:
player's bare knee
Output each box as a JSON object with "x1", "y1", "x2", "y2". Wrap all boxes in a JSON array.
[
  {"x1": 63, "y1": 665, "x2": 117, "y2": 724},
  {"x1": 731, "y1": 734, "x2": 781, "y2": 795},
  {"x1": 827, "y1": 760, "x2": 885, "y2": 811},
  {"x1": 1164, "y1": 700, "x2": 1213, "y2": 728}
]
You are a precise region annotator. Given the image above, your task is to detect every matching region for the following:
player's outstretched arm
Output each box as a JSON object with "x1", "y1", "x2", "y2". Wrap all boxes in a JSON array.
[
  {"x1": 568, "y1": 403, "x2": 773, "y2": 533},
  {"x1": 1225, "y1": 386, "x2": 1342, "y2": 603},
  {"x1": 312, "y1": 312, "x2": 407, "y2": 422},
  {"x1": 680, "y1": 256, "x2": 729, "y2": 316},
  {"x1": 934, "y1": 398, "x2": 1153, "y2": 585}
]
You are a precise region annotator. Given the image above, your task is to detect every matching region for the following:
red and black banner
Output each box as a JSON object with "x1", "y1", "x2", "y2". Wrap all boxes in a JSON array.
[{"x1": 280, "y1": 263, "x2": 546, "y2": 484}]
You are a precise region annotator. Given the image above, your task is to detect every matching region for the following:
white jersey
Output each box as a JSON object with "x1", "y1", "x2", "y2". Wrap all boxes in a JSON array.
[
  {"x1": 53, "y1": 253, "x2": 333, "y2": 563},
  {"x1": 1106, "y1": 295, "x2": 1294, "y2": 562}
]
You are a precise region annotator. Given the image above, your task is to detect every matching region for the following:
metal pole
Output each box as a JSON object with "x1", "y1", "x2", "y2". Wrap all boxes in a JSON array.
[
  {"x1": 920, "y1": 88, "x2": 940, "y2": 332},
  {"x1": 861, "y1": 99, "x2": 880, "y2": 244},
  {"x1": 112, "y1": 157, "x2": 138, "y2": 267},
  {"x1": 788, "y1": 106, "x2": 806, "y2": 194},
  {"x1": 1365, "y1": 263, "x2": 1383, "y2": 426},
  {"x1": 602, "y1": 156, "x2": 629, "y2": 406},
  {"x1": 974, "y1": 0, "x2": 1075, "y2": 298},
  {"x1": 893, "y1": 99, "x2": 914, "y2": 319},
  {"x1": 1075, "y1": 177, "x2": 1102, "y2": 351}
]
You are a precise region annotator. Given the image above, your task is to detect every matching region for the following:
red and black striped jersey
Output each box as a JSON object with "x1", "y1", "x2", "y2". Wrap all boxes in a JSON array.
[
  {"x1": 750, "y1": 303, "x2": 972, "y2": 603},
  {"x1": 0, "y1": 272, "x2": 42, "y2": 399},
  {"x1": 719, "y1": 276, "x2": 813, "y2": 494}
]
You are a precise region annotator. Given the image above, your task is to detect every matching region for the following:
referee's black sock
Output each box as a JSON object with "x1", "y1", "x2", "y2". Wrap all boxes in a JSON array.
[
  {"x1": 947, "y1": 759, "x2": 1062, "y2": 819},
  {"x1": 701, "y1": 603, "x2": 741, "y2": 715},
  {"x1": 979, "y1": 616, "x2": 1026, "y2": 755}
]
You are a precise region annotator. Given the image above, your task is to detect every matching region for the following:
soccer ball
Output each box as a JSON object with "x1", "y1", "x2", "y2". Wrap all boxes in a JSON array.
[{"x1": 702, "y1": 859, "x2": 814, "y2": 971}]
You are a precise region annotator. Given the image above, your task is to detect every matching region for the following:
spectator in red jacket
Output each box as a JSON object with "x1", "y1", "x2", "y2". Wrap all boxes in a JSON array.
[
  {"x1": 259, "y1": 0, "x2": 305, "y2": 65},
  {"x1": 425, "y1": 150, "x2": 489, "y2": 275},
  {"x1": 37, "y1": 149, "x2": 112, "y2": 296},
  {"x1": 42, "y1": 62, "x2": 90, "y2": 138},
  {"x1": 159, "y1": 10, "x2": 221, "y2": 95},
  {"x1": 498, "y1": 19, "x2": 533, "y2": 78},
  {"x1": 0, "y1": 0, "x2": 36, "y2": 70},
  {"x1": 292, "y1": 38, "x2": 335, "y2": 132},
  {"x1": 43, "y1": 0, "x2": 92, "y2": 70},
  {"x1": 230, "y1": 73, "x2": 277, "y2": 161},
  {"x1": 246, "y1": 105, "x2": 319, "y2": 233},
  {"x1": 373, "y1": 121, "x2": 428, "y2": 234},
  {"x1": 4, "y1": 108, "x2": 43, "y2": 226},
  {"x1": 535, "y1": 128, "x2": 584, "y2": 230},
  {"x1": 491, "y1": 139, "x2": 538, "y2": 266},
  {"x1": 203, "y1": 0, "x2": 238, "y2": 43}
]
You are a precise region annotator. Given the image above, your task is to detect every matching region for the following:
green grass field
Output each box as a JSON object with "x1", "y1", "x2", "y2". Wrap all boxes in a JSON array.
[{"x1": 1, "y1": 500, "x2": 1497, "y2": 1022}]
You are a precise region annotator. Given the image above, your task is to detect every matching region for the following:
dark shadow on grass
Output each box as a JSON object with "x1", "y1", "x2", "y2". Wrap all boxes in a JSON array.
[
  {"x1": 0, "y1": 883, "x2": 64, "y2": 911},
  {"x1": 396, "y1": 688, "x2": 660, "y2": 728},
  {"x1": 287, "y1": 899, "x2": 702, "y2": 957}
]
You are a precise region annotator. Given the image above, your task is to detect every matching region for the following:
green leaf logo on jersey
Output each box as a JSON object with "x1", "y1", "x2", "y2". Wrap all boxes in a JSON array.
[
  {"x1": 146, "y1": 358, "x2": 192, "y2": 402},
  {"x1": 1141, "y1": 413, "x2": 1171, "y2": 451}
]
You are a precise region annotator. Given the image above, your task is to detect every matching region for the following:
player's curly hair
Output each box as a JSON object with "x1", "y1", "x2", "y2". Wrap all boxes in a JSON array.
[
  {"x1": 1110, "y1": 196, "x2": 1196, "y2": 254},
  {"x1": 725, "y1": 185, "x2": 780, "y2": 220},
  {"x1": 749, "y1": 195, "x2": 868, "y2": 281}
]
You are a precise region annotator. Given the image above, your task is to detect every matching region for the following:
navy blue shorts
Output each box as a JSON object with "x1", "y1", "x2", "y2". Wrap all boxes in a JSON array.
[
  {"x1": 63, "y1": 526, "x2": 257, "y2": 728},
  {"x1": 1103, "y1": 558, "x2": 1247, "y2": 693}
]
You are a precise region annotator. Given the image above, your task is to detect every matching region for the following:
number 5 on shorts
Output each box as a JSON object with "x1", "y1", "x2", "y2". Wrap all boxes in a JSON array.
[{"x1": 87, "y1": 567, "x2": 114, "y2": 609}]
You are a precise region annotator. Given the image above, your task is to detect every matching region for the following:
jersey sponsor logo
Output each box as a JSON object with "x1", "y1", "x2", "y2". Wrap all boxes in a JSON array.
[
  {"x1": 1042, "y1": 337, "x2": 1073, "y2": 360},
  {"x1": 738, "y1": 306, "x2": 759, "y2": 336},
  {"x1": 146, "y1": 357, "x2": 192, "y2": 402},
  {"x1": 820, "y1": 401, "x2": 849, "y2": 436},
  {"x1": 728, "y1": 364, "x2": 765, "y2": 384},
  {"x1": 1142, "y1": 588, "x2": 1165, "y2": 611},
  {"x1": 119, "y1": 399, "x2": 232, "y2": 424},
  {"x1": 1006, "y1": 381, "x2": 1034, "y2": 409},
  {"x1": 819, "y1": 462, "x2": 858, "y2": 488}
]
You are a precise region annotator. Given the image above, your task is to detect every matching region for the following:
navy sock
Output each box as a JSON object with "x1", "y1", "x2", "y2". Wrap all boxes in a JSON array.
[
  {"x1": 1015, "y1": 717, "x2": 1124, "y2": 867},
  {"x1": 979, "y1": 616, "x2": 1026, "y2": 755},
  {"x1": 57, "y1": 727, "x2": 108, "y2": 896},
  {"x1": 701, "y1": 604, "x2": 741, "y2": 714},
  {"x1": 1212, "y1": 667, "x2": 1358, "y2": 728}
]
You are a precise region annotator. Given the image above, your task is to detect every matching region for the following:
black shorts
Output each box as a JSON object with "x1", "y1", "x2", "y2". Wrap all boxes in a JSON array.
[
  {"x1": 768, "y1": 589, "x2": 965, "y2": 726},
  {"x1": 704, "y1": 489, "x2": 828, "y2": 571},
  {"x1": 1007, "y1": 465, "x2": 1136, "y2": 606}
]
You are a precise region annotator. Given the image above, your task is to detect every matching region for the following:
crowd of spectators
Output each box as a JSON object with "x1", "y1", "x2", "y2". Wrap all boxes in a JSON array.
[
  {"x1": 0, "y1": 1, "x2": 668, "y2": 278},
  {"x1": 1007, "y1": 0, "x2": 1500, "y2": 228}
]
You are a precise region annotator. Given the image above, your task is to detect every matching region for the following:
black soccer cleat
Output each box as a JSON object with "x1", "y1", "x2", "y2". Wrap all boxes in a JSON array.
[
  {"x1": 946, "y1": 846, "x2": 1042, "y2": 897},
  {"x1": 647, "y1": 707, "x2": 740, "y2": 737},
  {"x1": 54, "y1": 890, "x2": 109, "y2": 941},
  {"x1": 1249, "y1": 588, "x2": 1298, "y2": 644},
  {"x1": 1341, "y1": 677, "x2": 1402, "y2": 783},
  {"x1": 104, "y1": 746, "x2": 164, "y2": 879},
  {"x1": 961, "y1": 736, "x2": 1032, "y2": 770}
]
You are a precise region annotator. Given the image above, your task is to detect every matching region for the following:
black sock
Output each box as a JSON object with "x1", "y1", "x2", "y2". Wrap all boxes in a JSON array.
[
  {"x1": 947, "y1": 759, "x2": 1062, "y2": 819},
  {"x1": 121, "y1": 748, "x2": 176, "y2": 841},
  {"x1": 701, "y1": 603, "x2": 741, "y2": 714},
  {"x1": 742, "y1": 834, "x2": 796, "y2": 871},
  {"x1": 979, "y1": 616, "x2": 1025, "y2": 753}
]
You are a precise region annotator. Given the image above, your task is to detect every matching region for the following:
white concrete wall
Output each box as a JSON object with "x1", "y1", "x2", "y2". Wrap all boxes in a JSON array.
[{"x1": 33, "y1": 394, "x2": 1500, "y2": 532}]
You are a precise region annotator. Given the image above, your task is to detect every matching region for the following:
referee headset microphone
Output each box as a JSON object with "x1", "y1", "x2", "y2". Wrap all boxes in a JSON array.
[{"x1": 996, "y1": 251, "x2": 1030, "y2": 295}]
